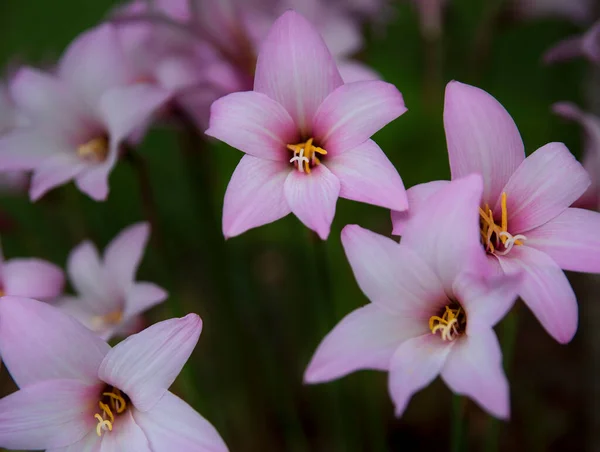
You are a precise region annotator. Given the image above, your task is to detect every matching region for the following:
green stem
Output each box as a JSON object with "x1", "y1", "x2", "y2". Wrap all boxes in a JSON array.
[{"x1": 451, "y1": 395, "x2": 467, "y2": 452}]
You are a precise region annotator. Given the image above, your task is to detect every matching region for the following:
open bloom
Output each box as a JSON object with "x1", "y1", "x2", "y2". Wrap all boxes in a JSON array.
[
  {"x1": 544, "y1": 19, "x2": 600, "y2": 64},
  {"x1": 206, "y1": 11, "x2": 407, "y2": 239},
  {"x1": 392, "y1": 81, "x2": 599, "y2": 343},
  {"x1": 57, "y1": 222, "x2": 167, "y2": 340},
  {"x1": 0, "y1": 297, "x2": 229, "y2": 451},
  {"x1": 0, "y1": 24, "x2": 170, "y2": 201},
  {"x1": 306, "y1": 175, "x2": 520, "y2": 418}
]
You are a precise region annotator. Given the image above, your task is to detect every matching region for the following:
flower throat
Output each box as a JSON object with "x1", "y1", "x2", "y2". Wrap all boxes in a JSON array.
[
  {"x1": 287, "y1": 138, "x2": 327, "y2": 174},
  {"x1": 479, "y1": 192, "x2": 526, "y2": 256}
]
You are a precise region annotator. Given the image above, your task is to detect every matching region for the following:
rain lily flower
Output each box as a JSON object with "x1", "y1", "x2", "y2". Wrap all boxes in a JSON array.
[
  {"x1": 0, "y1": 24, "x2": 170, "y2": 201},
  {"x1": 206, "y1": 11, "x2": 407, "y2": 239},
  {"x1": 306, "y1": 175, "x2": 520, "y2": 418},
  {"x1": 544, "y1": 19, "x2": 600, "y2": 64},
  {"x1": 553, "y1": 102, "x2": 600, "y2": 210},
  {"x1": 392, "y1": 81, "x2": 599, "y2": 343},
  {"x1": 57, "y1": 222, "x2": 167, "y2": 340},
  {"x1": 0, "y1": 297, "x2": 229, "y2": 451}
]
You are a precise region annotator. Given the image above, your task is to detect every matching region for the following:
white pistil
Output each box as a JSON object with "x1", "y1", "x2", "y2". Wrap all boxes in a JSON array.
[
  {"x1": 289, "y1": 148, "x2": 309, "y2": 173},
  {"x1": 496, "y1": 231, "x2": 528, "y2": 256}
]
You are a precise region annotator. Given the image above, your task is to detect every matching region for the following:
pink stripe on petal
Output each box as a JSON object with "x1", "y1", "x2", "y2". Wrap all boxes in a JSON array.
[
  {"x1": 391, "y1": 180, "x2": 449, "y2": 236},
  {"x1": 444, "y1": 81, "x2": 525, "y2": 206},
  {"x1": 284, "y1": 164, "x2": 340, "y2": 240},
  {"x1": 313, "y1": 81, "x2": 406, "y2": 155},
  {"x1": 223, "y1": 155, "x2": 291, "y2": 238},
  {"x1": 254, "y1": 11, "x2": 343, "y2": 134},
  {"x1": 2, "y1": 258, "x2": 65, "y2": 300},
  {"x1": 499, "y1": 142, "x2": 590, "y2": 233},
  {"x1": 206, "y1": 91, "x2": 296, "y2": 161},
  {"x1": 326, "y1": 140, "x2": 407, "y2": 211}
]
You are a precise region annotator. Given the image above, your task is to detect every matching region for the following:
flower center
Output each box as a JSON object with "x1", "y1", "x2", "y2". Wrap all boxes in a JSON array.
[
  {"x1": 429, "y1": 302, "x2": 466, "y2": 341},
  {"x1": 90, "y1": 310, "x2": 124, "y2": 331},
  {"x1": 287, "y1": 138, "x2": 327, "y2": 174},
  {"x1": 94, "y1": 386, "x2": 130, "y2": 436},
  {"x1": 479, "y1": 192, "x2": 527, "y2": 256},
  {"x1": 77, "y1": 136, "x2": 109, "y2": 163}
]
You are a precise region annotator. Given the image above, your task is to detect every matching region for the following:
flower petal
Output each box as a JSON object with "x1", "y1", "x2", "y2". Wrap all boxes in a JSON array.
[
  {"x1": 30, "y1": 153, "x2": 87, "y2": 201},
  {"x1": 123, "y1": 282, "x2": 168, "y2": 319},
  {"x1": 401, "y1": 174, "x2": 487, "y2": 291},
  {"x1": 305, "y1": 304, "x2": 428, "y2": 383},
  {"x1": 313, "y1": 81, "x2": 406, "y2": 155},
  {"x1": 73, "y1": 148, "x2": 118, "y2": 202},
  {"x1": 388, "y1": 334, "x2": 452, "y2": 417},
  {"x1": 337, "y1": 60, "x2": 380, "y2": 83},
  {"x1": 0, "y1": 129, "x2": 65, "y2": 171},
  {"x1": 205, "y1": 91, "x2": 297, "y2": 161},
  {"x1": 0, "y1": 379, "x2": 99, "y2": 450},
  {"x1": 341, "y1": 224, "x2": 444, "y2": 315},
  {"x1": 441, "y1": 329, "x2": 509, "y2": 419},
  {"x1": 2, "y1": 258, "x2": 65, "y2": 300},
  {"x1": 444, "y1": 81, "x2": 525, "y2": 205},
  {"x1": 390, "y1": 180, "x2": 449, "y2": 236},
  {"x1": 499, "y1": 142, "x2": 590, "y2": 233},
  {"x1": 284, "y1": 164, "x2": 340, "y2": 240},
  {"x1": 254, "y1": 10, "x2": 343, "y2": 133},
  {"x1": 47, "y1": 430, "x2": 102, "y2": 452},
  {"x1": 104, "y1": 222, "x2": 150, "y2": 293},
  {"x1": 223, "y1": 155, "x2": 291, "y2": 238},
  {"x1": 543, "y1": 35, "x2": 585, "y2": 64},
  {"x1": 98, "y1": 314, "x2": 202, "y2": 412},
  {"x1": 98, "y1": 411, "x2": 151, "y2": 452},
  {"x1": 325, "y1": 139, "x2": 407, "y2": 211},
  {"x1": 526, "y1": 207, "x2": 600, "y2": 273},
  {"x1": 497, "y1": 246, "x2": 577, "y2": 343},
  {"x1": 0, "y1": 297, "x2": 109, "y2": 386},
  {"x1": 134, "y1": 391, "x2": 229, "y2": 452}
]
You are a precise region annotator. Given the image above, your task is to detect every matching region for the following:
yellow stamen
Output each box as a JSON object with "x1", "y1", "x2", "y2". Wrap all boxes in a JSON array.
[
  {"x1": 77, "y1": 136, "x2": 109, "y2": 163},
  {"x1": 94, "y1": 388, "x2": 128, "y2": 437},
  {"x1": 429, "y1": 306, "x2": 465, "y2": 341},
  {"x1": 90, "y1": 311, "x2": 123, "y2": 332},
  {"x1": 287, "y1": 138, "x2": 327, "y2": 174},
  {"x1": 103, "y1": 391, "x2": 127, "y2": 414},
  {"x1": 478, "y1": 192, "x2": 526, "y2": 255}
]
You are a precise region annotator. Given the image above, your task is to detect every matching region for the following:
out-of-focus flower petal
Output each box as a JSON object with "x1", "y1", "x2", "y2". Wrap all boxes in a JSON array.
[
  {"x1": 391, "y1": 180, "x2": 449, "y2": 236},
  {"x1": 223, "y1": 155, "x2": 291, "y2": 238},
  {"x1": 337, "y1": 60, "x2": 380, "y2": 83},
  {"x1": 0, "y1": 130, "x2": 60, "y2": 171},
  {"x1": 46, "y1": 430, "x2": 101, "y2": 452},
  {"x1": 326, "y1": 140, "x2": 407, "y2": 211},
  {"x1": 313, "y1": 81, "x2": 406, "y2": 155},
  {"x1": 544, "y1": 35, "x2": 585, "y2": 64},
  {"x1": 98, "y1": 314, "x2": 202, "y2": 412},
  {"x1": 499, "y1": 142, "x2": 590, "y2": 233},
  {"x1": 123, "y1": 282, "x2": 168, "y2": 319},
  {"x1": 205, "y1": 91, "x2": 297, "y2": 161},
  {"x1": 0, "y1": 297, "x2": 109, "y2": 387},
  {"x1": 2, "y1": 258, "x2": 64, "y2": 299},
  {"x1": 444, "y1": 81, "x2": 525, "y2": 205},
  {"x1": 30, "y1": 153, "x2": 87, "y2": 201},
  {"x1": 284, "y1": 164, "x2": 340, "y2": 239},
  {"x1": 104, "y1": 222, "x2": 149, "y2": 292}
]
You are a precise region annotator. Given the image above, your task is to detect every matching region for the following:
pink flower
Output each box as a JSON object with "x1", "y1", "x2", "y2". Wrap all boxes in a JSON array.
[
  {"x1": 553, "y1": 102, "x2": 600, "y2": 210},
  {"x1": 511, "y1": 0, "x2": 594, "y2": 26},
  {"x1": 392, "y1": 81, "x2": 598, "y2": 343},
  {"x1": 57, "y1": 222, "x2": 167, "y2": 341},
  {"x1": 0, "y1": 24, "x2": 171, "y2": 201},
  {"x1": 544, "y1": 19, "x2": 600, "y2": 64},
  {"x1": 305, "y1": 175, "x2": 520, "y2": 418},
  {"x1": 0, "y1": 247, "x2": 64, "y2": 301},
  {"x1": 0, "y1": 297, "x2": 229, "y2": 451},
  {"x1": 206, "y1": 11, "x2": 407, "y2": 239},
  {"x1": 0, "y1": 81, "x2": 29, "y2": 193}
]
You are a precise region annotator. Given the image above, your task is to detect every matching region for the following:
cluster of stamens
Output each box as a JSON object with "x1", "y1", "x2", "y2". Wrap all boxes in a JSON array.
[
  {"x1": 90, "y1": 310, "x2": 123, "y2": 331},
  {"x1": 479, "y1": 192, "x2": 526, "y2": 256},
  {"x1": 287, "y1": 138, "x2": 327, "y2": 174},
  {"x1": 77, "y1": 136, "x2": 109, "y2": 163},
  {"x1": 94, "y1": 387, "x2": 128, "y2": 437},
  {"x1": 429, "y1": 304, "x2": 466, "y2": 341}
]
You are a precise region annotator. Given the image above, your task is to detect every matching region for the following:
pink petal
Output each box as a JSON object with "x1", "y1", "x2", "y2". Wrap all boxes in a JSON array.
[
  {"x1": 401, "y1": 174, "x2": 487, "y2": 291},
  {"x1": 205, "y1": 91, "x2": 297, "y2": 161},
  {"x1": 388, "y1": 334, "x2": 452, "y2": 417},
  {"x1": 313, "y1": 81, "x2": 406, "y2": 155},
  {"x1": 2, "y1": 258, "x2": 65, "y2": 299},
  {"x1": 98, "y1": 314, "x2": 202, "y2": 412},
  {"x1": 326, "y1": 140, "x2": 407, "y2": 211},
  {"x1": 30, "y1": 153, "x2": 87, "y2": 201},
  {"x1": 0, "y1": 379, "x2": 99, "y2": 450},
  {"x1": 47, "y1": 430, "x2": 101, "y2": 452},
  {"x1": 444, "y1": 81, "x2": 525, "y2": 205},
  {"x1": 284, "y1": 164, "x2": 340, "y2": 239},
  {"x1": 254, "y1": 10, "x2": 343, "y2": 134},
  {"x1": 441, "y1": 329, "x2": 509, "y2": 419},
  {"x1": 337, "y1": 60, "x2": 381, "y2": 83},
  {"x1": 543, "y1": 35, "x2": 585, "y2": 64},
  {"x1": 526, "y1": 207, "x2": 600, "y2": 273},
  {"x1": 390, "y1": 180, "x2": 449, "y2": 236},
  {"x1": 341, "y1": 224, "x2": 444, "y2": 316},
  {"x1": 0, "y1": 297, "x2": 109, "y2": 386},
  {"x1": 98, "y1": 411, "x2": 151, "y2": 452},
  {"x1": 499, "y1": 142, "x2": 590, "y2": 233},
  {"x1": 104, "y1": 222, "x2": 150, "y2": 293},
  {"x1": 134, "y1": 391, "x2": 229, "y2": 452},
  {"x1": 223, "y1": 155, "x2": 291, "y2": 238},
  {"x1": 73, "y1": 149, "x2": 118, "y2": 201},
  {"x1": 582, "y1": 21, "x2": 600, "y2": 63},
  {"x1": 123, "y1": 282, "x2": 168, "y2": 319},
  {"x1": 304, "y1": 304, "x2": 428, "y2": 383},
  {"x1": 0, "y1": 130, "x2": 66, "y2": 171},
  {"x1": 497, "y1": 246, "x2": 577, "y2": 343}
]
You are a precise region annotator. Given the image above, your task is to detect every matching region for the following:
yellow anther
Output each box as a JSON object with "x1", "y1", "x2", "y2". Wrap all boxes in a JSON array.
[
  {"x1": 479, "y1": 192, "x2": 525, "y2": 255},
  {"x1": 94, "y1": 388, "x2": 128, "y2": 437},
  {"x1": 95, "y1": 414, "x2": 113, "y2": 436},
  {"x1": 103, "y1": 391, "x2": 127, "y2": 414},
  {"x1": 77, "y1": 136, "x2": 109, "y2": 163},
  {"x1": 429, "y1": 306, "x2": 465, "y2": 341},
  {"x1": 287, "y1": 137, "x2": 327, "y2": 174}
]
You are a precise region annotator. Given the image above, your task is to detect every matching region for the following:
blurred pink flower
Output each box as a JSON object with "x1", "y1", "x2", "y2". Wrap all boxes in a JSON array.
[
  {"x1": 392, "y1": 81, "x2": 598, "y2": 343},
  {"x1": 0, "y1": 82, "x2": 29, "y2": 193},
  {"x1": 206, "y1": 11, "x2": 407, "y2": 239},
  {"x1": 553, "y1": 102, "x2": 600, "y2": 210},
  {"x1": 0, "y1": 24, "x2": 170, "y2": 201},
  {"x1": 512, "y1": 0, "x2": 594, "y2": 25},
  {"x1": 0, "y1": 246, "x2": 64, "y2": 301},
  {"x1": 306, "y1": 175, "x2": 520, "y2": 418},
  {"x1": 57, "y1": 222, "x2": 167, "y2": 341},
  {"x1": 0, "y1": 297, "x2": 228, "y2": 451},
  {"x1": 544, "y1": 19, "x2": 600, "y2": 64}
]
